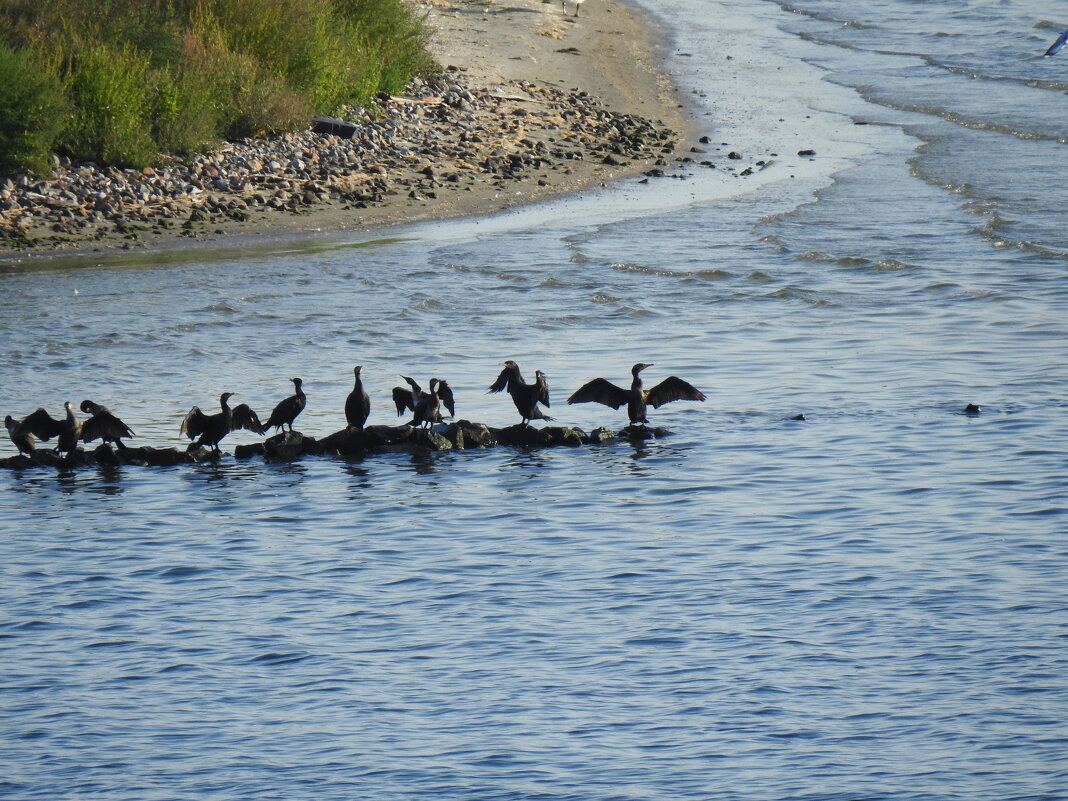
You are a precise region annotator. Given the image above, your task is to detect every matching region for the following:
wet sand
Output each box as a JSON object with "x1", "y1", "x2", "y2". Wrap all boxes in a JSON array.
[{"x1": 0, "y1": 0, "x2": 692, "y2": 260}]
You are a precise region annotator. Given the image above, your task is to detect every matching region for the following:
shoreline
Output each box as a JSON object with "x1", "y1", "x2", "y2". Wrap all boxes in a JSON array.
[{"x1": 0, "y1": 0, "x2": 694, "y2": 262}]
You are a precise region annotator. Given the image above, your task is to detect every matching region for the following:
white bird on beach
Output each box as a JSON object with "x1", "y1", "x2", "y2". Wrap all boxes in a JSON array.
[
  {"x1": 1044, "y1": 29, "x2": 1068, "y2": 57},
  {"x1": 563, "y1": 0, "x2": 585, "y2": 17}
]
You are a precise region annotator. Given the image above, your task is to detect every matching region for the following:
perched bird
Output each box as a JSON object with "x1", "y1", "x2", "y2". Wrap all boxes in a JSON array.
[
  {"x1": 1044, "y1": 29, "x2": 1068, "y2": 57},
  {"x1": 180, "y1": 392, "x2": 264, "y2": 453},
  {"x1": 409, "y1": 378, "x2": 445, "y2": 428},
  {"x1": 392, "y1": 376, "x2": 455, "y2": 421},
  {"x1": 345, "y1": 366, "x2": 371, "y2": 430},
  {"x1": 567, "y1": 362, "x2": 706, "y2": 425},
  {"x1": 11, "y1": 403, "x2": 82, "y2": 455},
  {"x1": 5, "y1": 414, "x2": 37, "y2": 455},
  {"x1": 79, "y1": 400, "x2": 135, "y2": 449},
  {"x1": 563, "y1": 0, "x2": 586, "y2": 17},
  {"x1": 488, "y1": 360, "x2": 553, "y2": 424},
  {"x1": 261, "y1": 377, "x2": 306, "y2": 433}
]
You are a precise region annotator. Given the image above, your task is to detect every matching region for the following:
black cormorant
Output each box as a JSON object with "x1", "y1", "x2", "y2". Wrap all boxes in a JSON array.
[
  {"x1": 392, "y1": 376, "x2": 455, "y2": 421},
  {"x1": 567, "y1": 363, "x2": 706, "y2": 425},
  {"x1": 262, "y1": 377, "x2": 306, "y2": 433},
  {"x1": 180, "y1": 392, "x2": 264, "y2": 453},
  {"x1": 5, "y1": 413, "x2": 38, "y2": 455},
  {"x1": 79, "y1": 400, "x2": 135, "y2": 449},
  {"x1": 11, "y1": 403, "x2": 82, "y2": 454},
  {"x1": 408, "y1": 378, "x2": 445, "y2": 428},
  {"x1": 345, "y1": 366, "x2": 371, "y2": 429},
  {"x1": 488, "y1": 360, "x2": 553, "y2": 424}
]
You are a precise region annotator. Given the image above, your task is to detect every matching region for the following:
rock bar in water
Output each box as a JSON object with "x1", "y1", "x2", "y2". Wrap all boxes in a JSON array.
[{"x1": 0, "y1": 422, "x2": 668, "y2": 469}]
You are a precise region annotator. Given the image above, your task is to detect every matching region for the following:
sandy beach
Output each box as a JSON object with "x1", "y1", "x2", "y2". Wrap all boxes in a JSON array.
[{"x1": 0, "y1": 0, "x2": 692, "y2": 259}]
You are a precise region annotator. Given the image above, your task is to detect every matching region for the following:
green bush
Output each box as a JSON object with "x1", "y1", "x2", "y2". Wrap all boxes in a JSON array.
[
  {"x1": 0, "y1": 42, "x2": 66, "y2": 176},
  {"x1": 0, "y1": 0, "x2": 437, "y2": 174},
  {"x1": 61, "y1": 43, "x2": 157, "y2": 167}
]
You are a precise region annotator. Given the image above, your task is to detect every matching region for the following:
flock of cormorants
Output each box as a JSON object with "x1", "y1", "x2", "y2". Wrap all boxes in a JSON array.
[{"x1": 4, "y1": 362, "x2": 706, "y2": 457}]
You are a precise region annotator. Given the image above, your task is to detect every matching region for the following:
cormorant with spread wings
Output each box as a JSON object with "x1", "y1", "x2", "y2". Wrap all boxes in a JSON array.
[
  {"x1": 488, "y1": 360, "x2": 552, "y2": 424},
  {"x1": 567, "y1": 363, "x2": 705, "y2": 425},
  {"x1": 180, "y1": 392, "x2": 264, "y2": 453}
]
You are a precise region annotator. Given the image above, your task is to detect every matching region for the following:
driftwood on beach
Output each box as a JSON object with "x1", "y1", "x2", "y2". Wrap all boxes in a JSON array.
[{"x1": 0, "y1": 421, "x2": 669, "y2": 470}]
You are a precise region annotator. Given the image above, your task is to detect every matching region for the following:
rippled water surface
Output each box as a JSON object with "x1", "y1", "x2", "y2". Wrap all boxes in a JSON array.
[{"x1": 2, "y1": 0, "x2": 1067, "y2": 798}]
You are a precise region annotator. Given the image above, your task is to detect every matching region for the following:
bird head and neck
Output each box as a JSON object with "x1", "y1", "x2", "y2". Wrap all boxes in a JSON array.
[{"x1": 220, "y1": 392, "x2": 234, "y2": 409}]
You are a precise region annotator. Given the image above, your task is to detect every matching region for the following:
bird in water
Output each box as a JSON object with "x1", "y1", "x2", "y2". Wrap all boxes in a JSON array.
[
  {"x1": 1044, "y1": 29, "x2": 1068, "y2": 57},
  {"x1": 392, "y1": 376, "x2": 455, "y2": 423},
  {"x1": 8, "y1": 403, "x2": 83, "y2": 455},
  {"x1": 261, "y1": 377, "x2": 306, "y2": 433},
  {"x1": 567, "y1": 362, "x2": 706, "y2": 425},
  {"x1": 488, "y1": 360, "x2": 553, "y2": 424},
  {"x1": 345, "y1": 366, "x2": 371, "y2": 430},
  {"x1": 79, "y1": 400, "x2": 135, "y2": 449},
  {"x1": 180, "y1": 392, "x2": 264, "y2": 453}
]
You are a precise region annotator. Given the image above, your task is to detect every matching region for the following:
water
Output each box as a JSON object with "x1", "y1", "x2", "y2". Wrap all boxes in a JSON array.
[{"x1": 2, "y1": 0, "x2": 1067, "y2": 798}]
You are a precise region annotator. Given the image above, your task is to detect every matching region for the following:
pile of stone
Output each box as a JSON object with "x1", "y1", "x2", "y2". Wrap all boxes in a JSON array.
[
  {"x1": 0, "y1": 70, "x2": 677, "y2": 249},
  {"x1": 0, "y1": 421, "x2": 668, "y2": 470}
]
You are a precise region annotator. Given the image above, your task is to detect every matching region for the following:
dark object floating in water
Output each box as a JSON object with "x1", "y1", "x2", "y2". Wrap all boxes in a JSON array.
[
  {"x1": 392, "y1": 376, "x2": 456, "y2": 425},
  {"x1": 488, "y1": 360, "x2": 553, "y2": 424},
  {"x1": 345, "y1": 366, "x2": 371, "y2": 430},
  {"x1": 567, "y1": 362, "x2": 706, "y2": 425},
  {"x1": 1044, "y1": 29, "x2": 1068, "y2": 57},
  {"x1": 964, "y1": 403, "x2": 982, "y2": 415},
  {"x1": 180, "y1": 392, "x2": 264, "y2": 454},
  {"x1": 798, "y1": 149, "x2": 816, "y2": 157},
  {"x1": 262, "y1": 377, "x2": 306, "y2": 433},
  {"x1": 311, "y1": 116, "x2": 357, "y2": 139},
  {"x1": 791, "y1": 413, "x2": 807, "y2": 421},
  {"x1": 80, "y1": 400, "x2": 135, "y2": 449}
]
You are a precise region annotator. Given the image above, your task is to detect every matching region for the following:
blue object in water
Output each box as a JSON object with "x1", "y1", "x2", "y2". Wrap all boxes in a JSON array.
[{"x1": 1044, "y1": 29, "x2": 1068, "y2": 56}]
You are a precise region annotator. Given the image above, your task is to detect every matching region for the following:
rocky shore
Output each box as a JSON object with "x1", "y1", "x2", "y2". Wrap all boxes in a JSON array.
[
  {"x1": 0, "y1": 421, "x2": 669, "y2": 470},
  {"x1": 0, "y1": 73, "x2": 677, "y2": 252}
]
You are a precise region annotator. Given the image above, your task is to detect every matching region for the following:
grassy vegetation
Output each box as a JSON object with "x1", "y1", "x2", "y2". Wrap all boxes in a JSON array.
[{"x1": 0, "y1": 0, "x2": 435, "y2": 175}]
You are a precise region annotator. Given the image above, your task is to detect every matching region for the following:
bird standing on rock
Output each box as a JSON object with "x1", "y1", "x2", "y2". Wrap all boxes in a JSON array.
[
  {"x1": 393, "y1": 376, "x2": 455, "y2": 422},
  {"x1": 180, "y1": 392, "x2": 264, "y2": 454},
  {"x1": 488, "y1": 360, "x2": 553, "y2": 425},
  {"x1": 9, "y1": 403, "x2": 82, "y2": 455},
  {"x1": 79, "y1": 400, "x2": 135, "y2": 449},
  {"x1": 345, "y1": 366, "x2": 371, "y2": 429},
  {"x1": 567, "y1": 362, "x2": 706, "y2": 425},
  {"x1": 409, "y1": 378, "x2": 446, "y2": 429},
  {"x1": 262, "y1": 377, "x2": 306, "y2": 433},
  {"x1": 5, "y1": 413, "x2": 38, "y2": 455}
]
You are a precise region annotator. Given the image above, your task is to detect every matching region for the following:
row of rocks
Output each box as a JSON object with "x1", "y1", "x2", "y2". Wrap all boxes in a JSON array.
[
  {"x1": 0, "y1": 422, "x2": 668, "y2": 470},
  {"x1": 0, "y1": 69, "x2": 678, "y2": 249}
]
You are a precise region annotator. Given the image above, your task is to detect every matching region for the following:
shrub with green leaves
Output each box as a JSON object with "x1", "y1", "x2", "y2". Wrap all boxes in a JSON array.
[
  {"x1": 0, "y1": 0, "x2": 436, "y2": 174},
  {"x1": 0, "y1": 43, "x2": 66, "y2": 176}
]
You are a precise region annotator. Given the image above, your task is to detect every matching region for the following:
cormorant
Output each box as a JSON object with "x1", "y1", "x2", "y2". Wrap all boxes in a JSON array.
[
  {"x1": 180, "y1": 392, "x2": 264, "y2": 453},
  {"x1": 567, "y1": 363, "x2": 706, "y2": 425},
  {"x1": 79, "y1": 400, "x2": 135, "y2": 449},
  {"x1": 345, "y1": 366, "x2": 371, "y2": 430},
  {"x1": 488, "y1": 360, "x2": 553, "y2": 424},
  {"x1": 5, "y1": 414, "x2": 37, "y2": 455},
  {"x1": 262, "y1": 377, "x2": 306, "y2": 433},
  {"x1": 11, "y1": 403, "x2": 82, "y2": 454},
  {"x1": 392, "y1": 376, "x2": 455, "y2": 421},
  {"x1": 408, "y1": 378, "x2": 445, "y2": 428}
]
